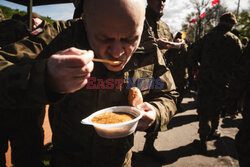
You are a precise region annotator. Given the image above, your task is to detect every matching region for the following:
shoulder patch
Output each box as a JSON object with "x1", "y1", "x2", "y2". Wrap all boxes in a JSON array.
[{"x1": 30, "y1": 27, "x2": 43, "y2": 35}]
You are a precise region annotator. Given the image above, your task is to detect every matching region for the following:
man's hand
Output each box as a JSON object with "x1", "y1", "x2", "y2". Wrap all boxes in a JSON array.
[
  {"x1": 136, "y1": 102, "x2": 157, "y2": 131},
  {"x1": 47, "y1": 47, "x2": 94, "y2": 94},
  {"x1": 156, "y1": 38, "x2": 171, "y2": 49},
  {"x1": 157, "y1": 38, "x2": 185, "y2": 49}
]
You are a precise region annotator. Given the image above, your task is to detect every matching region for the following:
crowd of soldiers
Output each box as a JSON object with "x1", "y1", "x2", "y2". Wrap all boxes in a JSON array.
[{"x1": 0, "y1": 0, "x2": 249, "y2": 166}]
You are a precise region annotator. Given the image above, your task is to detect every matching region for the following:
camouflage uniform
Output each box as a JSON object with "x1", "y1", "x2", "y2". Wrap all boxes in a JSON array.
[
  {"x1": 0, "y1": 19, "x2": 178, "y2": 166},
  {"x1": 194, "y1": 24, "x2": 242, "y2": 150},
  {"x1": 143, "y1": 7, "x2": 185, "y2": 156},
  {"x1": 0, "y1": 19, "x2": 29, "y2": 48},
  {"x1": 72, "y1": 0, "x2": 84, "y2": 18},
  {"x1": 0, "y1": 19, "x2": 46, "y2": 166},
  {"x1": 146, "y1": 7, "x2": 188, "y2": 111},
  {"x1": 165, "y1": 41, "x2": 188, "y2": 111},
  {"x1": 232, "y1": 43, "x2": 250, "y2": 167},
  {"x1": 145, "y1": 7, "x2": 172, "y2": 56}
]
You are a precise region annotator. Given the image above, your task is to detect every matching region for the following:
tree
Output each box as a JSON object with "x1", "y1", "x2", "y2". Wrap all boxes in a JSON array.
[
  {"x1": 235, "y1": 10, "x2": 250, "y2": 39},
  {"x1": 182, "y1": 1, "x2": 227, "y2": 43},
  {"x1": 190, "y1": 0, "x2": 210, "y2": 41},
  {"x1": 0, "y1": 5, "x2": 54, "y2": 23}
]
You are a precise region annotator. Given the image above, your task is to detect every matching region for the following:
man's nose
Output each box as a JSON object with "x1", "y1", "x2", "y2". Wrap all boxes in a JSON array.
[{"x1": 109, "y1": 41, "x2": 125, "y2": 58}]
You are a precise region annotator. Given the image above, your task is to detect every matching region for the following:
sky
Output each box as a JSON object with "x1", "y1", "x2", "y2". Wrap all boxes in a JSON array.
[{"x1": 0, "y1": 0, "x2": 249, "y2": 33}]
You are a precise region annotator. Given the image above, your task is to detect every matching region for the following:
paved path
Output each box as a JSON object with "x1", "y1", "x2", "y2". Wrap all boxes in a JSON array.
[{"x1": 132, "y1": 91, "x2": 241, "y2": 167}]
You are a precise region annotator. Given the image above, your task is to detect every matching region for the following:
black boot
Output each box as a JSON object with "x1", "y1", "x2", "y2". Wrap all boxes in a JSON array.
[
  {"x1": 143, "y1": 140, "x2": 165, "y2": 162},
  {"x1": 208, "y1": 130, "x2": 221, "y2": 140},
  {"x1": 193, "y1": 139, "x2": 207, "y2": 154}
]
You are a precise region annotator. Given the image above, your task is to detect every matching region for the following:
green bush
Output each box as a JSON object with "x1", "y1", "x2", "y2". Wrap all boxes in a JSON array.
[{"x1": 0, "y1": 5, "x2": 54, "y2": 23}]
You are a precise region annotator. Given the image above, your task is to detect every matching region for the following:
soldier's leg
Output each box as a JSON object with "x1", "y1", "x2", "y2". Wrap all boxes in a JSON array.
[
  {"x1": 196, "y1": 94, "x2": 214, "y2": 152},
  {"x1": 208, "y1": 112, "x2": 221, "y2": 140},
  {"x1": 143, "y1": 131, "x2": 158, "y2": 154},
  {"x1": 0, "y1": 132, "x2": 8, "y2": 167},
  {"x1": 10, "y1": 108, "x2": 45, "y2": 167},
  {"x1": 198, "y1": 116, "x2": 211, "y2": 152},
  {"x1": 142, "y1": 132, "x2": 165, "y2": 161},
  {"x1": 0, "y1": 112, "x2": 8, "y2": 167},
  {"x1": 235, "y1": 94, "x2": 250, "y2": 167},
  {"x1": 235, "y1": 126, "x2": 250, "y2": 167},
  {"x1": 176, "y1": 89, "x2": 184, "y2": 113}
]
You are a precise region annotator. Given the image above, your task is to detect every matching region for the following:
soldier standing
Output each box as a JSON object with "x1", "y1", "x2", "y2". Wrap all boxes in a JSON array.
[
  {"x1": 143, "y1": 0, "x2": 185, "y2": 160},
  {"x1": 166, "y1": 31, "x2": 188, "y2": 112},
  {"x1": 233, "y1": 42, "x2": 250, "y2": 167},
  {"x1": 0, "y1": 13, "x2": 46, "y2": 167},
  {"x1": 193, "y1": 12, "x2": 242, "y2": 153},
  {"x1": 0, "y1": 0, "x2": 178, "y2": 166}
]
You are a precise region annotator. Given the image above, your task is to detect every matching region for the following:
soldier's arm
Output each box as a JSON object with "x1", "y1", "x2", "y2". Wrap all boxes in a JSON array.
[
  {"x1": 145, "y1": 48, "x2": 179, "y2": 132},
  {"x1": 0, "y1": 19, "x2": 81, "y2": 109},
  {"x1": 230, "y1": 43, "x2": 249, "y2": 98}
]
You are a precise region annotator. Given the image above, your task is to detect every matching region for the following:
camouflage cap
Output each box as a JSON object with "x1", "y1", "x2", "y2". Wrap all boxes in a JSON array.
[{"x1": 220, "y1": 12, "x2": 237, "y2": 24}]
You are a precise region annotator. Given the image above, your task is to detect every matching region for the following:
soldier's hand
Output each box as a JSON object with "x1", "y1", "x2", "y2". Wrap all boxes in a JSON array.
[
  {"x1": 156, "y1": 38, "x2": 171, "y2": 49},
  {"x1": 136, "y1": 102, "x2": 156, "y2": 131},
  {"x1": 47, "y1": 47, "x2": 94, "y2": 94}
]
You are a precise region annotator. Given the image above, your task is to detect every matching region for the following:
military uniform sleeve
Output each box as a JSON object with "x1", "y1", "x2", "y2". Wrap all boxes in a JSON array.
[
  {"x1": 230, "y1": 43, "x2": 250, "y2": 98},
  {"x1": 0, "y1": 19, "x2": 83, "y2": 109},
  {"x1": 0, "y1": 19, "x2": 29, "y2": 47},
  {"x1": 146, "y1": 47, "x2": 178, "y2": 132},
  {"x1": 137, "y1": 22, "x2": 178, "y2": 132},
  {"x1": 187, "y1": 38, "x2": 204, "y2": 69},
  {"x1": 137, "y1": 25, "x2": 178, "y2": 132}
]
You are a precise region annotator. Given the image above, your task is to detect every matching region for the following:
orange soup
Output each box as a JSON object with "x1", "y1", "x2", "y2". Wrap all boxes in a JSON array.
[{"x1": 91, "y1": 112, "x2": 135, "y2": 124}]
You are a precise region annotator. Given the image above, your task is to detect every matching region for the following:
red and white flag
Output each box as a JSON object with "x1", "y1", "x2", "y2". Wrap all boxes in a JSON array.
[
  {"x1": 212, "y1": 0, "x2": 219, "y2": 6},
  {"x1": 189, "y1": 18, "x2": 196, "y2": 23},
  {"x1": 199, "y1": 12, "x2": 205, "y2": 19}
]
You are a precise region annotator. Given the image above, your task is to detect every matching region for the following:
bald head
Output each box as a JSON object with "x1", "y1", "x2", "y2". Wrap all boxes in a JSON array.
[
  {"x1": 83, "y1": 0, "x2": 146, "y2": 72},
  {"x1": 84, "y1": 0, "x2": 145, "y2": 26}
]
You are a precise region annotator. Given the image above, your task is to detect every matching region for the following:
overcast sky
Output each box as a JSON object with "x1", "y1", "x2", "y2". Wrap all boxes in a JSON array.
[
  {"x1": 163, "y1": 0, "x2": 250, "y2": 32},
  {"x1": 1, "y1": 0, "x2": 249, "y2": 33}
]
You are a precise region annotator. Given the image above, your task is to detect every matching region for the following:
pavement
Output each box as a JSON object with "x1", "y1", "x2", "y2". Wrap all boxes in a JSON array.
[
  {"x1": 132, "y1": 91, "x2": 241, "y2": 167},
  {"x1": 6, "y1": 91, "x2": 241, "y2": 167}
]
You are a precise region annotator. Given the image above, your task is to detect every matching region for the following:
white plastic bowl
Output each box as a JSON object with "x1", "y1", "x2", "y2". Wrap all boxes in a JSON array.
[{"x1": 81, "y1": 106, "x2": 143, "y2": 139}]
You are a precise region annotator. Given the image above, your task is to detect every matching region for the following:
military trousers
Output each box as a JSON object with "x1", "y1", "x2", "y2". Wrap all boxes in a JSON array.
[
  {"x1": 0, "y1": 107, "x2": 45, "y2": 167},
  {"x1": 235, "y1": 93, "x2": 250, "y2": 167},
  {"x1": 50, "y1": 124, "x2": 133, "y2": 167},
  {"x1": 197, "y1": 93, "x2": 221, "y2": 143}
]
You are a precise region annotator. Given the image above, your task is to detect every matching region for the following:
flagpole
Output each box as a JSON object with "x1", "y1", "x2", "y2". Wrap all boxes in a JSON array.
[
  {"x1": 216, "y1": 0, "x2": 220, "y2": 25},
  {"x1": 236, "y1": 0, "x2": 241, "y2": 19}
]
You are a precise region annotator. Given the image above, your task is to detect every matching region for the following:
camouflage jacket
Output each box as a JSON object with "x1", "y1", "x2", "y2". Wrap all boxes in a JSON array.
[
  {"x1": 0, "y1": 19, "x2": 29, "y2": 48},
  {"x1": 0, "y1": 19, "x2": 178, "y2": 166},
  {"x1": 194, "y1": 25, "x2": 242, "y2": 95},
  {"x1": 146, "y1": 7, "x2": 188, "y2": 87},
  {"x1": 145, "y1": 7, "x2": 172, "y2": 55},
  {"x1": 233, "y1": 43, "x2": 250, "y2": 159},
  {"x1": 165, "y1": 44, "x2": 188, "y2": 88},
  {"x1": 232, "y1": 43, "x2": 250, "y2": 124}
]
